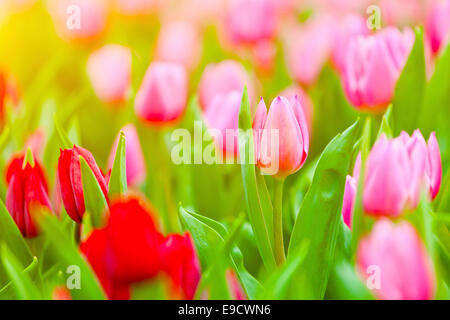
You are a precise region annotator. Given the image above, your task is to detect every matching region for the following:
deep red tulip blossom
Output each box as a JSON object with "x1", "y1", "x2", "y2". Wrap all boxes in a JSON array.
[
  {"x1": 5, "y1": 154, "x2": 52, "y2": 237},
  {"x1": 58, "y1": 145, "x2": 108, "y2": 222},
  {"x1": 159, "y1": 232, "x2": 201, "y2": 299}
]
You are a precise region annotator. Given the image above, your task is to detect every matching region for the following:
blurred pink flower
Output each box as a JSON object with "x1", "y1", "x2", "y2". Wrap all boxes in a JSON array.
[
  {"x1": 135, "y1": 61, "x2": 188, "y2": 124},
  {"x1": 87, "y1": 44, "x2": 132, "y2": 104},
  {"x1": 25, "y1": 129, "x2": 46, "y2": 161},
  {"x1": 253, "y1": 96, "x2": 309, "y2": 178},
  {"x1": 203, "y1": 91, "x2": 241, "y2": 158},
  {"x1": 342, "y1": 27, "x2": 414, "y2": 111},
  {"x1": 224, "y1": 0, "x2": 278, "y2": 45},
  {"x1": 226, "y1": 270, "x2": 246, "y2": 300},
  {"x1": 380, "y1": 0, "x2": 424, "y2": 27},
  {"x1": 251, "y1": 40, "x2": 277, "y2": 72},
  {"x1": 48, "y1": 0, "x2": 109, "y2": 41},
  {"x1": 156, "y1": 21, "x2": 202, "y2": 72},
  {"x1": 357, "y1": 219, "x2": 435, "y2": 300},
  {"x1": 198, "y1": 60, "x2": 253, "y2": 111},
  {"x1": 426, "y1": 0, "x2": 450, "y2": 55},
  {"x1": 342, "y1": 175, "x2": 357, "y2": 229},
  {"x1": 284, "y1": 17, "x2": 333, "y2": 86},
  {"x1": 108, "y1": 124, "x2": 146, "y2": 188},
  {"x1": 331, "y1": 14, "x2": 369, "y2": 73}
]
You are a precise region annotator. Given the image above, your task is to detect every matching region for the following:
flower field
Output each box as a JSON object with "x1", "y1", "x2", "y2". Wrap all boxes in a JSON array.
[{"x1": 0, "y1": 0, "x2": 449, "y2": 301}]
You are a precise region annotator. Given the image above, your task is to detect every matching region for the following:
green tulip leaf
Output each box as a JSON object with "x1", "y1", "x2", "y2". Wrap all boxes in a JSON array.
[{"x1": 108, "y1": 132, "x2": 127, "y2": 199}]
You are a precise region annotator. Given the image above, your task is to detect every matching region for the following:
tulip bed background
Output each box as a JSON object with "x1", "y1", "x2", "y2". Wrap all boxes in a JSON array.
[{"x1": 0, "y1": 0, "x2": 449, "y2": 300}]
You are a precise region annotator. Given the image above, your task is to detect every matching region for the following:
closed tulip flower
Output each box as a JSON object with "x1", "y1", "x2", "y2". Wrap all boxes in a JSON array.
[
  {"x1": 203, "y1": 90, "x2": 241, "y2": 158},
  {"x1": 357, "y1": 219, "x2": 435, "y2": 300},
  {"x1": 198, "y1": 60, "x2": 253, "y2": 111},
  {"x1": 156, "y1": 21, "x2": 202, "y2": 72},
  {"x1": 58, "y1": 145, "x2": 108, "y2": 223},
  {"x1": 5, "y1": 152, "x2": 52, "y2": 237},
  {"x1": 278, "y1": 85, "x2": 314, "y2": 131},
  {"x1": 253, "y1": 96, "x2": 309, "y2": 178},
  {"x1": 107, "y1": 124, "x2": 146, "y2": 188},
  {"x1": 135, "y1": 62, "x2": 188, "y2": 124},
  {"x1": 224, "y1": 0, "x2": 278, "y2": 45},
  {"x1": 159, "y1": 232, "x2": 201, "y2": 300},
  {"x1": 364, "y1": 131, "x2": 442, "y2": 217},
  {"x1": 426, "y1": 0, "x2": 450, "y2": 55},
  {"x1": 342, "y1": 175, "x2": 357, "y2": 229},
  {"x1": 87, "y1": 44, "x2": 132, "y2": 104},
  {"x1": 342, "y1": 27, "x2": 414, "y2": 110}
]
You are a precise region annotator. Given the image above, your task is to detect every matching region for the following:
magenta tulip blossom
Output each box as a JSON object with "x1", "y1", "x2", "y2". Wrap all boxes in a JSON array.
[
  {"x1": 135, "y1": 61, "x2": 188, "y2": 124},
  {"x1": 357, "y1": 219, "x2": 435, "y2": 300},
  {"x1": 426, "y1": 0, "x2": 450, "y2": 55}
]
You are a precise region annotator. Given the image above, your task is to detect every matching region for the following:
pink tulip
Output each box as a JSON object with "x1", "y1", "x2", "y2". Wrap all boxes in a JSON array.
[
  {"x1": 342, "y1": 175, "x2": 357, "y2": 229},
  {"x1": 253, "y1": 96, "x2": 309, "y2": 178},
  {"x1": 156, "y1": 21, "x2": 202, "y2": 72},
  {"x1": 107, "y1": 124, "x2": 146, "y2": 188},
  {"x1": 331, "y1": 14, "x2": 369, "y2": 73},
  {"x1": 278, "y1": 85, "x2": 314, "y2": 131},
  {"x1": 357, "y1": 219, "x2": 435, "y2": 300},
  {"x1": 399, "y1": 130, "x2": 442, "y2": 200},
  {"x1": 203, "y1": 91, "x2": 241, "y2": 158},
  {"x1": 224, "y1": 0, "x2": 278, "y2": 45},
  {"x1": 135, "y1": 62, "x2": 188, "y2": 124},
  {"x1": 342, "y1": 27, "x2": 414, "y2": 110},
  {"x1": 363, "y1": 131, "x2": 442, "y2": 217},
  {"x1": 87, "y1": 44, "x2": 132, "y2": 104},
  {"x1": 198, "y1": 60, "x2": 253, "y2": 111},
  {"x1": 364, "y1": 135, "x2": 415, "y2": 217},
  {"x1": 380, "y1": 0, "x2": 424, "y2": 27},
  {"x1": 426, "y1": 0, "x2": 450, "y2": 55},
  {"x1": 284, "y1": 17, "x2": 332, "y2": 86},
  {"x1": 251, "y1": 40, "x2": 276, "y2": 72},
  {"x1": 47, "y1": 0, "x2": 108, "y2": 41}
]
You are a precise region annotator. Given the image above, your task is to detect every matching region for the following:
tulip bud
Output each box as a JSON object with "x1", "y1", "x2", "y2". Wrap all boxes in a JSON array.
[
  {"x1": 198, "y1": 60, "x2": 253, "y2": 111},
  {"x1": 156, "y1": 21, "x2": 202, "y2": 72},
  {"x1": 363, "y1": 130, "x2": 442, "y2": 217},
  {"x1": 426, "y1": 0, "x2": 450, "y2": 55},
  {"x1": 284, "y1": 17, "x2": 332, "y2": 86},
  {"x1": 57, "y1": 145, "x2": 108, "y2": 223},
  {"x1": 363, "y1": 135, "x2": 413, "y2": 216},
  {"x1": 5, "y1": 152, "x2": 52, "y2": 237},
  {"x1": 342, "y1": 27, "x2": 414, "y2": 110},
  {"x1": 253, "y1": 96, "x2": 309, "y2": 178},
  {"x1": 203, "y1": 90, "x2": 241, "y2": 158},
  {"x1": 399, "y1": 130, "x2": 442, "y2": 201},
  {"x1": 224, "y1": 0, "x2": 278, "y2": 45},
  {"x1": 135, "y1": 61, "x2": 188, "y2": 124},
  {"x1": 107, "y1": 124, "x2": 146, "y2": 188},
  {"x1": 159, "y1": 232, "x2": 201, "y2": 300},
  {"x1": 87, "y1": 44, "x2": 132, "y2": 104},
  {"x1": 357, "y1": 219, "x2": 435, "y2": 300}
]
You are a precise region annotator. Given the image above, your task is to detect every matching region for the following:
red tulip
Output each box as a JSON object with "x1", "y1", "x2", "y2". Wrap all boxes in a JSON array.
[
  {"x1": 159, "y1": 232, "x2": 201, "y2": 300},
  {"x1": 80, "y1": 197, "x2": 161, "y2": 299},
  {"x1": 57, "y1": 145, "x2": 108, "y2": 223},
  {"x1": 5, "y1": 153, "x2": 52, "y2": 237}
]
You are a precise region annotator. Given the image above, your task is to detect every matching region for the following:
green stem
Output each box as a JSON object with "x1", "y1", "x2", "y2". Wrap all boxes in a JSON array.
[{"x1": 273, "y1": 178, "x2": 286, "y2": 265}]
